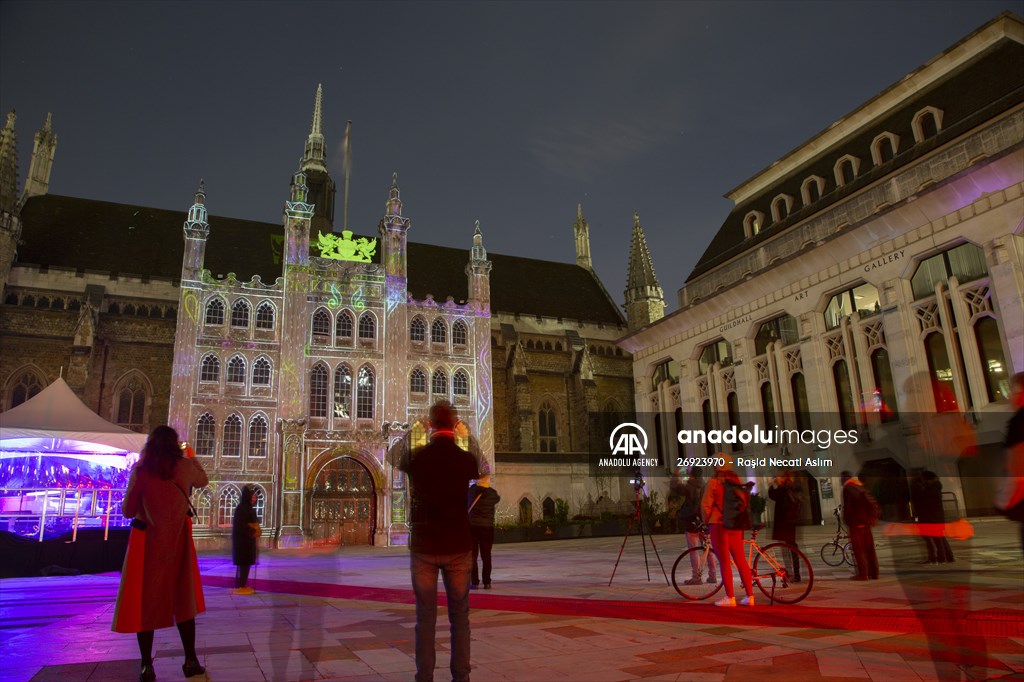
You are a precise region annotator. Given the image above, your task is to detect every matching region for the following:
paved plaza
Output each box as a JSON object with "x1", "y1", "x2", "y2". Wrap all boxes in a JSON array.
[{"x1": 1, "y1": 518, "x2": 1022, "y2": 682}]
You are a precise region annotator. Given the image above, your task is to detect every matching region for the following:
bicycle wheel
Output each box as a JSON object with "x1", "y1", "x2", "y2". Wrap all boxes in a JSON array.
[
  {"x1": 671, "y1": 547, "x2": 723, "y2": 600},
  {"x1": 843, "y1": 542, "x2": 855, "y2": 568},
  {"x1": 753, "y1": 543, "x2": 814, "y2": 604},
  {"x1": 820, "y1": 541, "x2": 846, "y2": 567}
]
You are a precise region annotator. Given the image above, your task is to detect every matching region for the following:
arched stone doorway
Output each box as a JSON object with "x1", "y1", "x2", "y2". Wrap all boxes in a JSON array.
[{"x1": 310, "y1": 457, "x2": 376, "y2": 546}]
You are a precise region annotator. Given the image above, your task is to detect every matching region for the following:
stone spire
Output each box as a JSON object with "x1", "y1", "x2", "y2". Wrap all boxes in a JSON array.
[
  {"x1": 23, "y1": 112, "x2": 57, "y2": 201},
  {"x1": 302, "y1": 83, "x2": 326, "y2": 173},
  {"x1": 183, "y1": 180, "x2": 209, "y2": 237},
  {"x1": 467, "y1": 220, "x2": 492, "y2": 310},
  {"x1": 624, "y1": 211, "x2": 665, "y2": 331},
  {"x1": 573, "y1": 203, "x2": 592, "y2": 270},
  {"x1": 0, "y1": 111, "x2": 18, "y2": 214}
]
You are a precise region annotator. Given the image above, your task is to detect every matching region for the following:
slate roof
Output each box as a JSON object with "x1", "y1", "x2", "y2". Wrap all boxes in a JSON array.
[
  {"x1": 687, "y1": 24, "x2": 1024, "y2": 282},
  {"x1": 16, "y1": 194, "x2": 625, "y2": 326}
]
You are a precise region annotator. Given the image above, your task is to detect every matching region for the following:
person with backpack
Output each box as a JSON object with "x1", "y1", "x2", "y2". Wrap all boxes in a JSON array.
[
  {"x1": 768, "y1": 470, "x2": 803, "y2": 582},
  {"x1": 841, "y1": 470, "x2": 880, "y2": 580},
  {"x1": 467, "y1": 474, "x2": 500, "y2": 589},
  {"x1": 679, "y1": 467, "x2": 717, "y2": 585},
  {"x1": 701, "y1": 460, "x2": 755, "y2": 606}
]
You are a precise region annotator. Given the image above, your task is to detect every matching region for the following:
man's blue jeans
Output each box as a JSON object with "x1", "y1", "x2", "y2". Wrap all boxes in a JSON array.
[{"x1": 410, "y1": 550, "x2": 472, "y2": 682}]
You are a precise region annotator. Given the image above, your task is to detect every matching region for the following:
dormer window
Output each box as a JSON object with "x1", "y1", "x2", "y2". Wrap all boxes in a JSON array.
[
  {"x1": 870, "y1": 132, "x2": 899, "y2": 166},
  {"x1": 834, "y1": 155, "x2": 860, "y2": 187},
  {"x1": 770, "y1": 194, "x2": 794, "y2": 224},
  {"x1": 800, "y1": 176, "x2": 825, "y2": 206},
  {"x1": 912, "y1": 106, "x2": 943, "y2": 143},
  {"x1": 743, "y1": 210, "x2": 765, "y2": 239}
]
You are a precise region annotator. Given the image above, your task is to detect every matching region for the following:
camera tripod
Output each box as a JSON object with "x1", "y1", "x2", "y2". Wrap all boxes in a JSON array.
[{"x1": 608, "y1": 483, "x2": 670, "y2": 586}]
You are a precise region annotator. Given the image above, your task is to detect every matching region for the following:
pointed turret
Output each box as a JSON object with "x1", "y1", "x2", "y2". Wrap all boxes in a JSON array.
[
  {"x1": 0, "y1": 111, "x2": 18, "y2": 214},
  {"x1": 467, "y1": 220, "x2": 492, "y2": 310},
  {"x1": 379, "y1": 172, "x2": 410, "y2": 278},
  {"x1": 302, "y1": 84, "x2": 326, "y2": 173},
  {"x1": 23, "y1": 112, "x2": 57, "y2": 201},
  {"x1": 624, "y1": 211, "x2": 665, "y2": 331},
  {"x1": 573, "y1": 203, "x2": 592, "y2": 270},
  {"x1": 298, "y1": 84, "x2": 335, "y2": 235}
]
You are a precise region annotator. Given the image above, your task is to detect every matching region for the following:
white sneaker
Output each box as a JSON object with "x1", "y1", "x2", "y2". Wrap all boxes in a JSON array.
[
  {"x1": 714, "y1": 596, "x2": 736, "y2": 607},
  {"x1": 740, "y1": 595, "x2": 755, "y2": 606}
]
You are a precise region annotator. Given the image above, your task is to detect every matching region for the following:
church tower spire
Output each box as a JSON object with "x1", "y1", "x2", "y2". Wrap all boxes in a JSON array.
[
  {"x1": 0, "y1": 111, "x2": 18, "y2": 215},
  {"x1": 573, "y1": 203, "x2": 592, "y2": 270},
  {"x1": 23, "y1": 112, "x2": 57, "y2": 201},
  {"x1": 624, "y1": 211, "x2": 664, "y2": 331},
  {"x1": 298, "y1": 84, "x2": 336, "y2": 236}
]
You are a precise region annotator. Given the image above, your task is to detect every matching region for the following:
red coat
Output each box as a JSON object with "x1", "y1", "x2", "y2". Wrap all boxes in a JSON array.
[{"x1": 112, "y1": 457, "x2": 208, "y2": 633}]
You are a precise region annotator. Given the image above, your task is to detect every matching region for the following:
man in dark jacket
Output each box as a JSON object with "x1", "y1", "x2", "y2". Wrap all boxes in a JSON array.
[
  {"x1": 468, "y1": 475, "x2": 500, "y2": 589},
  {"x1": 842, "y1": 470, "x2": 880, "y2": 580},
  {"x1": 398, "y1": 401, "x2": 480, "y2": 682},
  {"x1": 768, "y1": 470, "x2": 803, "y2": 581}
]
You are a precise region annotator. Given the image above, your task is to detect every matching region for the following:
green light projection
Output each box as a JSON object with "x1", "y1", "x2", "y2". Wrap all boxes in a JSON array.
[{"x1": 316, "y1": 230, "x2": 377, "y2": 262}]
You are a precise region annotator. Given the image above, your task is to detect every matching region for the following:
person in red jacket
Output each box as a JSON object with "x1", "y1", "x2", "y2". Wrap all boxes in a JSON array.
[{"x1": 701, "y1": 461, "x2": 755, "y2": 607}]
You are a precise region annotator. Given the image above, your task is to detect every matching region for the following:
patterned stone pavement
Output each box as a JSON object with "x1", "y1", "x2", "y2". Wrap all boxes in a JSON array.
[{"x1": 1, "y1": 518, "x2": 1022, "y2": 681}]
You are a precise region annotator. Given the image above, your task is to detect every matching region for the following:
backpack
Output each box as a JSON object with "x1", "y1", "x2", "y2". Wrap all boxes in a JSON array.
[{"x1": 722, "y1": 480, "x2": 753, "y2": 530}]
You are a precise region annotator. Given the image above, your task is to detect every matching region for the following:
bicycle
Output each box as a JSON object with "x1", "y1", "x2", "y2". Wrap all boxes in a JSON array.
[
  {"x1": 820, "y1": 507, "x2": 853, "y2": 567},
  {"x1": 671, "y1": 523, "x2": 814, "y2": 604}
]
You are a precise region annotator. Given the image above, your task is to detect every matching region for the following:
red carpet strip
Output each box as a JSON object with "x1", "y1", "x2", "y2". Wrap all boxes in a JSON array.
[{"x1": 200, "y1": 575, "x2": 1022, "y2": 638}]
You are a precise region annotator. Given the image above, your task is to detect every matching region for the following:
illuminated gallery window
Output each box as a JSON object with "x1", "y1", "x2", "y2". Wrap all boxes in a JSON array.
[
  {"x1": 205, "y1": 298, "x2": 225, "y2": 325},
  {"x1": 975, "y1": 317, "x2": 1009, "y2": 402},
  {"x1": 538, "y1": 400, "x2": 557, "y2": 453},
  {"x1": 410, "y1": 317, "x2": 426, "y2": 342},
  {"x1": 760, "y1": 382, "x2": 778, "y2": 431},
  {"x1": 356, "y1": 367, "x2": 375, "y2": 419},
  {"x1": 432, "y1": 369, "x2": 448, "y2": 396},
  {"x1": 223, "y1": 414, "x2": 242, "y2": 457},
  {"x1": 358, "y1": 313, "x2": 375, "y2": 340},
  {"x1": 910, "y1": 243, "x2": 987, "y2": 300},
  {"x1": 191, "y1": 488, "x2": 212, "y2": 527},
  {"x1": 452, "y1": 320, "x2": 468, "y2": 346},
  {"x1": 252, "y1": 487, "x2": 266, "y2": 523},
  {"x1": 431, "y1": 319, "x2": 447, "y2": 344},
  {"x1": 309, "y1": 364, "x2": 329, "y2": 417},
  {"x1": 755, "y1": 315, "x2": 799, "y2": 354},
  {"x1": 336, "y1": 310, "x2": 353, "y2": 342},
  {"x1": 824, "y1": 283, "x2": 880, "y2": 330},
  {"x1": 792, "y1": 372, "x2": 812, "y2": 430},
  {"x1": 453, "y1": 369, "x2": 469, "y2": 397},
  {"x1": 115, "y1": 377, "x2": 147, "y2": 431},
  {"x1": 334, "y1": 364, "x2": 352, "y2": 419},
  {"x1": 226, "y1": 356, "x2": 246, "y2": 384},
  {"x1": 218, "y1": 487, "x2": 240, "y2": 527},
  {"x1": 312, "y1": 309, "x2": 331, "y2": 339},
  {"x1": 697, "y1": 339, "x2": 732, "y2": 375},
  {"x1": 195, "y1": 413, "x2": 216, "y2": 457},
  {"x1": 924, "y1": 332, "x2": 956, "y2": 411},
  {"x1": 200, "y1": 354, "x2": 220, "y2": 383},
  {"x1": 651, "y1": 359, "x2": 680, "y2": 391},
  {"x1": 230, "y1": 299, "x2": 250, "y2": 328},
  {"x1": 255, "y1": 302, "x2": 275, "y2": 329},
  {"x1": 410, "y1": 367, "x2": 427, "y2": 394},
  {"x1": 8, "y1": 371, "x2": 43, "y2": 409},
  {"x1": 833, "y1": 359, "x2": 857, "y2": 430},
  {"x1": 248, "y1": 415, "x2": 269, "y2": 458},
  {"x1": 252, "y1": 357, "x2": 272, "y2": 386}
]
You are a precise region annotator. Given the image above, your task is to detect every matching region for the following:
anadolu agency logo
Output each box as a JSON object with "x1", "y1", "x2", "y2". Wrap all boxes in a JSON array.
[{"x1": 597, "y1": 423, "x2": 660, "y2": 471}]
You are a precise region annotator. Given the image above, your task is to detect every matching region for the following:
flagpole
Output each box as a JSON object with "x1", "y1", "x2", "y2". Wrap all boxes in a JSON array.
[{"x1": 343, "y1": 120, "x2": 352, "y2": 232}]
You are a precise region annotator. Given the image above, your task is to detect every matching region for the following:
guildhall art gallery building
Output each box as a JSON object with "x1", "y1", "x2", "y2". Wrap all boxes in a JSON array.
[
  {"x1": 0, "y1": 87, "x2": 637, "y2": 547},
  {"x1": 622, "y1": 13, "x2": 1024, "y2": 523}
]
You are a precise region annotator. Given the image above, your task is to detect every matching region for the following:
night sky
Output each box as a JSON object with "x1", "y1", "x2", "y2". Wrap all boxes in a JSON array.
[{"x1": 1, "y1": 1, "x2": 1017, "y2": 314}]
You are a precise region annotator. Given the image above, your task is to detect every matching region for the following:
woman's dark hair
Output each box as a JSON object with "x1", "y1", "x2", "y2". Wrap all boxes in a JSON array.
[
  {"x1": 239, "y1": 485, "x2": 254, "y2": 507},
  {"x1": 139, "y1": 425, "x2": 182, "y2": 480}
]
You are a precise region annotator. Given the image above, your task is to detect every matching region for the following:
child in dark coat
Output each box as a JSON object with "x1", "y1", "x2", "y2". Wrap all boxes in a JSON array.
[
  {"x1": 468, "y1": 475, "x2": 500, "y2": 589},
  {"x1": 232, "y1": 485, "x2": 259, "y2": 595}
]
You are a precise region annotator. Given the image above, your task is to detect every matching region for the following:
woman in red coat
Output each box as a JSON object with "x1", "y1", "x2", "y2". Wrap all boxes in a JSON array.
[{"x1": 112, "y1": 426, "x2": 209, "y2": 681}]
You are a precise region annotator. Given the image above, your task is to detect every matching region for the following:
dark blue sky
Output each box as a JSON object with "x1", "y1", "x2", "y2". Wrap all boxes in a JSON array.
[{"x1": 1, "y1": 1, "x2": 1017, "y2": 313}]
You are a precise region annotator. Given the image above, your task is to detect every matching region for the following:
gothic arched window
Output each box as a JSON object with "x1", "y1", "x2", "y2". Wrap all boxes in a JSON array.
[
  {"x1": 452, "y1": 320, "x2": 468, "y2": 346},
  {"x1": 200, "y1": 354, "x2": 220, "y2": 383},
  {"x1": 358, "y1": 313, "x2": 376, "y2": 340},
  {"x1": 248, "y1": 415, "x2": 269, "y2": 458},
  {"x1": 195, "y1": 413, "x2": 216, "y2": 457},
  {"x1": 231, "y1": 299, "x2": 250, "y2": 328},
  {"x1": 7, "y1": 370, "x2": 42, "y2": 410},
  {"x1": 309, "y1": 364, "x2": 329, "y2": 417},
  {"x1": 252, "y1": 357, "x2": 271, "y2": 386},
  {"x1": 432, "y1": 369, "x2": 448, "y2": 396},
  {"x1": 205, "y1": 298, "x2": 225, "y2": 325},
  {"x1": 218, "y1": 487, "x2": 240, "y2": 527},
  {"x1": 226, "y1": 356, "x2": 246, "y2": 384},
  {"x1": 453, "y1": 369, "x2": 469, "y2": 397},
  {"x1": 336, "y1": 310, "x2": 354, "y2": 342},
  {"x1": 538, "y1": 401, "x2": 557, "y2": 453},
  {"x1": 410, "y1": 368, "x2": 427, "y2": 394},
  {"x1": 357, "y1": 366, "x2": 375, "y2": 419},
  {"x1": 410, "y1": 317, "x2": 426, "y2": 342},
  {"x1": 115, "y1": 376, "x2": 148, "y2": 431},
  {"x1": 431, "y1": 319, "x2": 447, "y2": 344},
  {"x1": 312, "y1": 309, "x2": 331, "y2": 339},
  {"x1": 191, "y1": 488, "x2": 212, "y2": 527},
  {"x1": 334, "y1": 364, "x2": 352, "y2": 419},
  {"x1": 223, "y1": 414, "x2": 242, "y2": 457},
  {"x1": 255, "y1": 302, "x2": 275, "y2": 329}
]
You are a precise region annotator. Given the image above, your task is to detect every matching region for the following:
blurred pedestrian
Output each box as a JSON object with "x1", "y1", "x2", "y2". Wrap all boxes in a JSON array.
[
  {"x1": 679, "y1": 467, "x2": 716, "y2": 585},
  {"x1": 398, "y1": 401, "x2": 480, "y2": 682},
  {"x1": 468, "y1": 474, "x2": 500, "y2": 589},
  {"x1": 701, "y1": 460, "x2": 754, "y2": 606},
  {"x1": 768, "y1": 469, "x2": 803, "y2": 581},
  {"x1": 842, "y1": 470, "x2": 880, "y2": 580},
  {"x1": 997, "y1": 371, "x2": 1024, "y2": 556},
  {"x1": 232, "y1": 485, "x2": 260, "y2": 594},
  {"x1": 111, "y1": 425, "x2": 208, "y2": 681},
  {"x1": 911, "y1": 471, "x2": 954, "y2": 563}
]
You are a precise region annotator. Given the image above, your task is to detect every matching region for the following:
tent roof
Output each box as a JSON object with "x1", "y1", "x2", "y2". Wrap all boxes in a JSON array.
[{"x1": 0, "y1": 378, "x2": 148, "y2": 453}]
